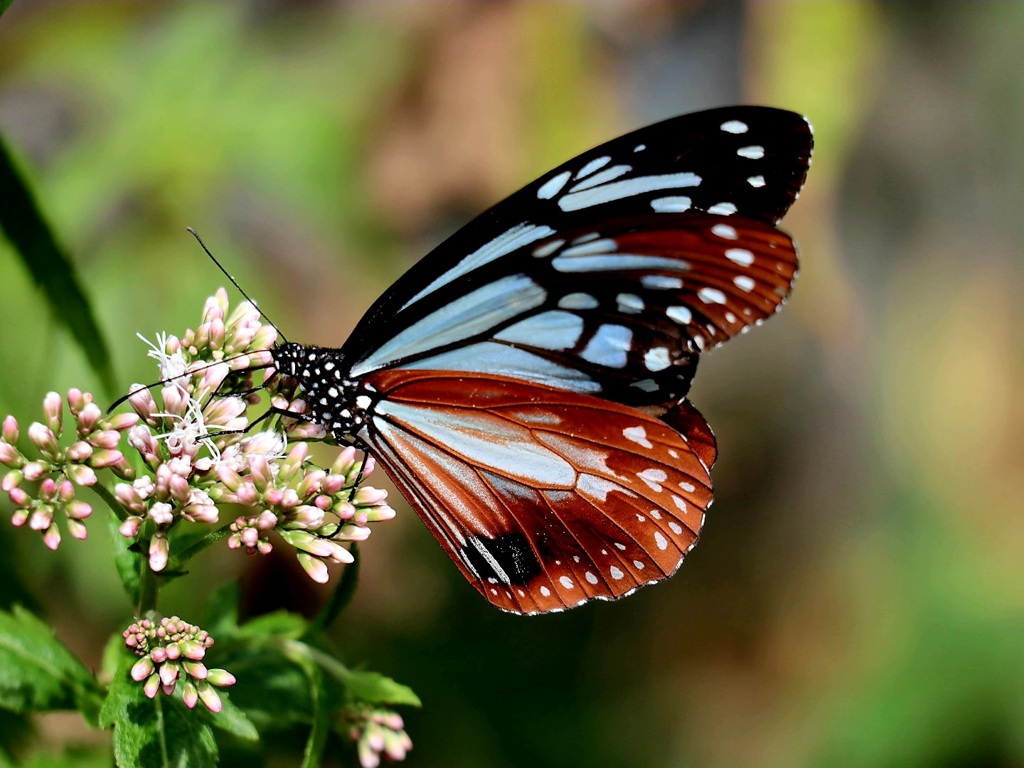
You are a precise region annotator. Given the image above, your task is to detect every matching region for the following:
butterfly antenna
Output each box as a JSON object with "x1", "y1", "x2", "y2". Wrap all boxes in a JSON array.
[{"x1": 186, "y1": 227, "x2": 289, "y2": 343}]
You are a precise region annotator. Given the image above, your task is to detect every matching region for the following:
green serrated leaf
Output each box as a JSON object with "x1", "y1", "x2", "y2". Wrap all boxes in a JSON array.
[
  {"x1": 101, "y1": 654, "x2": 219, "y2": 768},
  {"x1": 0, "y1": 606, "x2": 102, "y2": 714},
  {"x1": 0, "y1": 136, "x2": 116, "y2": 394},
  {"x1": 237, "y1": 611, "x2": 308, "y2": 640},
  {"x1": 341, "y1": 670, "x2": 421, "y2": 708},
  {"x1": 196, "y1": 693, "x2": 258, "y2": 742}
]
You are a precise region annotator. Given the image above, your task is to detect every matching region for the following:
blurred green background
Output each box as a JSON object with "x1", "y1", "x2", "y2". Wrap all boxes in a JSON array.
[{"x1": 1, "y1": 2, "x2": 1023, "y2": 766}]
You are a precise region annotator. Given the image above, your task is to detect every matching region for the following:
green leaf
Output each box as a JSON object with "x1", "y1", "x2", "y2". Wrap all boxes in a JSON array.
[
  {"x1": 290, "y1": 655, "x2": 329, "y2": 768},
  {"x1": 237, "y1": 611, "x2": 308, "y2": 640},
  {"x1": 341, "y1": 670, "x2": 421, "y2": 708},
  {"x1": 211, "y1": 649, "x2": 312, "y2": 730},
  {"x1": 0, "y1": 606, "x2": 101, "y2": 714},
  {"x1": 0, "y1": 1, "x2": 12, "y2": 22},
  {"x1": 100, "y1": 654, "x2": 218, "y2": 768},
  {"x1": 0, "y1": 136, "x2": 116, "y2": 394},
  {"x1": 107, "y1": 513, "x2": 142, "y2": 606},
  {"x1": 196, "y1": 694, "x2": 258, "y2": 742}
]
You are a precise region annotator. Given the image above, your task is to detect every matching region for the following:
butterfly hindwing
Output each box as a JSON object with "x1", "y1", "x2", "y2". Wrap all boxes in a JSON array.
[{"x1": 359, "y1": 369, "x2": 713, "y2": 614}]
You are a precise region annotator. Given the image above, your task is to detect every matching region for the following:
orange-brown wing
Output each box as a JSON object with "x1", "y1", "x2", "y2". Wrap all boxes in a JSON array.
[{"x1": 361, "y1": 368, "x2": 714, "y2": 614}]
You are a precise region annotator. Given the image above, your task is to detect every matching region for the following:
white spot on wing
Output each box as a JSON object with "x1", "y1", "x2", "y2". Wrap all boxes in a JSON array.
[
  {"x1": 654, "y1": 531, "x2": 668, "y2": 550},
  {"x1": 610, "y1": 566, "x2": 625, "y2": 580},
  {"x1": 667, "y1": 306, "x2": 692, "y2": 325},
  {"x1": 570, "y1": 164, "x2": 633, "y2": 192},
  {"x1": 639, "y1": 468, "x2": 668, "y2": 492},
  {"x1": 651, "y1": 196, "x2": 692, "y2": 213},
  {"x1": 560, "y1": 238, "x2": 618, "y2": 256},
  {"x1": 580, "y1": 324, "x2": 633, "y2": 368},
  {"x1": 559, "y1": 575, "x2": 575, "y2": 589},
  {"x1": 726, "y1": 248, "x2": 754, "y2": 266},
  {"x1": 616, "y1": 293, "x2": 644, "y2": 313},
  {"x1": 559, "y1": 172, "x2": 702, "y2": 212},
  {"x1": 540, "y1": 585, "x2": 551, "y2": 597},
  {"x1": 495, "y1": 310, "x2": 585, "y2": 351},
  {"x1": 698, "y1": 287, "x2": 727, "y2": 304},
  {"x1": 623, "y1": 426, "x2": 652, "y2": 448},
  {"x1": 538, "y1": 170, "x2": 572, "y2": 200},
  {"x1": 558, "y1": 292, "x2": 600, "y2": 310},
  {"x1": 533, "y1": 239, "x2": 564, "y2": 258},
  {"x1": 644, "y1": 347, "x2": 671, "y2": 371},
  {"x1": 733, "y1": 275, "x2": 755, "y2": 292},
  {"x1": 737, "y1": 145, "x2": 765, "y2": 159},
  {"x1": 576, "y1": 155, "x2": 611, "y2": 178},
  {"x1": 669, "y1": 522, "x2": 684, "y2": 534},
  {"x1": 585, "y1": 571, "x2": 599, "y2": 585},
  {"x1": 747, "y1": 175, "x2": 766, "y2": 188},
  {"x1": 642, "y1": 275, "x2": 684, "y2": 290},
  {"x1": 721, "y1": 119, "x2": 748, "y2": 134},
  {"x1": 712, "y1": 224, "x2": 738, "y2": 240},
  {"x1": 708, "y1": 202, "x2": 737, "y2": 216}
]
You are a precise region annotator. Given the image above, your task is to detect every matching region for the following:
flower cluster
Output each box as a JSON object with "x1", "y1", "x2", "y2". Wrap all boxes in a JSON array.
[
  {"x1": 348, "y1": 709, "x2": 413, "y2": 768},
  {"x1": 0, "y1": 391, "x2": 138, "y2": 549},
  {"x1": 1, "y1": 288, "x2": 397, "y2": 583},
  {"x1": 124, "y1": 616, "x2": 235, "y2": 712}
]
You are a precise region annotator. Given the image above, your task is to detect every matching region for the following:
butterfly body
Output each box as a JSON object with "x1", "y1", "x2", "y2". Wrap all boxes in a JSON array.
[{"x1": 270, "y1": 107, "x2": 813, "y2": 614}]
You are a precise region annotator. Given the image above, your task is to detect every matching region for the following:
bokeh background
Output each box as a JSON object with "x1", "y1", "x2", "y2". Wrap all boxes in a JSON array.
[{"x1": 1, "y1": 2, "x2": 1023, "y2": 766}]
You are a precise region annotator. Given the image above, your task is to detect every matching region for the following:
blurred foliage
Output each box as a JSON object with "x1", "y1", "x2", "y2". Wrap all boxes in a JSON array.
[{"x1": 0, "y1": 1, "x2": 1021, "y2": 766}]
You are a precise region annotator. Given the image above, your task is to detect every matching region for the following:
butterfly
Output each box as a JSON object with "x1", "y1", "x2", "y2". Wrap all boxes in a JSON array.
[{"x1": 269, "y1": 106, "x2": 813, "y2": 614}]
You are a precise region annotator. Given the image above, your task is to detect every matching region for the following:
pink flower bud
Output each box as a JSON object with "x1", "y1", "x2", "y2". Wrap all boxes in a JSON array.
[
  {"x1": 292, "y1": 505, "x2": 325, "y2": 529},
  {"x1": 67, "y1": 519, "x2": 88, "y2": 540},
  {"x1": 29, "y1": 507, "x2": 53, "y2": 531},
  {"x1": 249, "y1": 455, "x2": 272, "y2": 490},
  {"x1": 88, "y1": 429, "x2": 121, "y2": 449},
  {"x1": 143, "y1": 674, "x2": 161, "y2": 698},
  {"x1": 8, "y1": 486, "x2": 29, "y2": 507},
  {"x1": 42, "y1": 523, "x2": 61, "y2": 551},
  {"x1": 22, "y1": 461, "x2": 48, "y2": 481},
  {"x1": 76, "y1": 403, "x2": 102, "y2": 435},
  {"x1": 2, "y1": 470, "x2": 22, "y2": 491},
  {"x1": 38, "y1": 478, "x2": 58, "y2": 502},
  {"x1": 279, "y1": 488, "x2": 300, "y2": 510},
  {"x1": 28, "y1": 422, "x2": 59, "y2": 456},
  {"x1": 250, "y1": 331, "x2": 278, "y2": 357},
  {"x1": 362, "y1": 457, "x2": 376, "y2": 477},
  {"x1": 89, "y1": 449, "x2": 125, "y2": 469},
  {"x1": 2, "y1": 416, "x2": 19, "y2": 444},
  {"x1": 131, "y1": 658, "x2": 155, "y2": 681},
  {"x1": 263, "y1": 488, "x2": 283, "y2": 506},
  {"x1": 149, "y1": 533, "x2": 169, "y2": 571},
  {"x1": 334, "y1": 502, "x2": 355, "y2": 521},
  {"x1": 160, "y1": 386, "x2": 188, "y2": 417},
  {"x1": 256, "y1": 510, "x2": 278, "y2": 530},
  {"x1": 332, "y1": 446, "x2": 358, "y2": 477},
  {"x1": 182, "y1": 680, "x2": 198, "y2": 709},
  {"x1": 65, "y1": 464, "x2": 97, "y2": 486},
  {"x1": 149, "y1": 503, "x2": 174, "y2": 526},
  {"x1": 206, "y1": 668, "x2": 235, "y2": 687},
  {"x1": 337, "y1": 524, "x2": 371, "y2": 544},
  {"x1": 297, "y1": 470, "x2": 325, "y2": 498},
  {"x1": 119, "y1": 516, "x2": 143, "y2": 538},
  {"x1": 321, "y1": 475, "x2": 344, "y2": 495},
  {"x1": 128, "y1": 386, "x2": 158, "y2": 422},
  {"x1": 66, "y1": 500, "x2": 92, "y2": 520},
  {"x1": 197, "y1": 682, "x2": 222, "y2": 713},
  {"x1": 151, "y1": 647, "x2": 167, "y2": 663},
  {"x1": 66, "y1": 388, "x2": 88, "y2": 414},
  {"x1": 42, "y1": 392, "x2": 63, "y2": 435},
  {"x1": 363, "y1": 505, "x2": 396, "y2": 522},
  {"x1": 182, "y1": 661, "x2": 207, "y2": 679},
  {"x1": 0, "y1": 442, "x2": 22, "y2": 468},
  {"x1": 107, "y1": 412, "x2": 140, "y2": 431},
  {"x1": 354, "y1": 487, "x2": 388, "y2": 506},
  {"x1": 296, "y1": 552, "x2": 330, "y2": 584},
  {"x1": 159, "y1": 662, "x2": 179, "y2": 687},
  {"x1": 66, "y1": 441, "x2": 93, "y2": 461}
]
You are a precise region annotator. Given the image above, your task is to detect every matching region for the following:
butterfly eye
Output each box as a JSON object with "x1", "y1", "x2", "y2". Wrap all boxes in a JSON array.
[{"x1": 270, "y1": 106, "x2": 812, "y2": 613}]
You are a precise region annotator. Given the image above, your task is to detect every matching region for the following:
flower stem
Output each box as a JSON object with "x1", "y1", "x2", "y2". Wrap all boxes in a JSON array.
[{"x1": 137, "y1": 548, "x2": 159, "y2": 614}]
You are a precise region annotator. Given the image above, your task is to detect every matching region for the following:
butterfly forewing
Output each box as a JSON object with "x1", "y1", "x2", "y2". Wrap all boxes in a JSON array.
[{"x1": 359, "y1": 369, "x2": 713, "y2": 614}]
